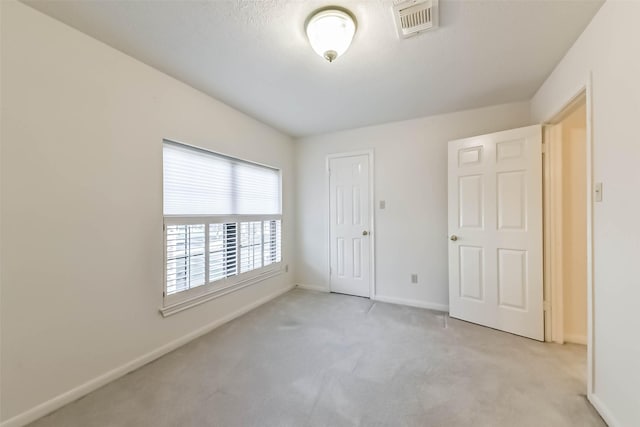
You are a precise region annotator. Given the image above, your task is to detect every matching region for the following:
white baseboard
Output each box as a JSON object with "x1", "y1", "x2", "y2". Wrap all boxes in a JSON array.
[
  {"x1": 564, "y1": 333, "x2": 587, "y2": 345},
  {"x1": 0, "y1": 284, "x2": 295, "y2": 427},
  {"x1": 296, "y1": 288, "x2": 449, "y2": 314},
  {"x1": 588, "y1": 393, "x2": 620, "y2": 427},
  {"x1": 373, "y1": 295, "x2": 449, "y2": 313},
  {"x1": 296, "y1": 284, "x2": 329, "y2": 293}
]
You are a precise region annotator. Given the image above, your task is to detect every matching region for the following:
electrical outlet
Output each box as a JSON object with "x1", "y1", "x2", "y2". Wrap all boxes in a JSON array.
[
  {"x1": 379, "y1": 200, "x2": 386, "y2": 209},
  {"x1": 411, "y1": 274, "x2": 418, "y2": 284}
]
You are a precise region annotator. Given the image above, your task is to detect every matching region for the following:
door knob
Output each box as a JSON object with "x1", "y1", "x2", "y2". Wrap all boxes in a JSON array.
[
  {"x1": 362, "y1": 230, "x2": 369, "y2": 236},
  {"x1": 450, "y1": 235, "x2": 458, "y2": 241}
]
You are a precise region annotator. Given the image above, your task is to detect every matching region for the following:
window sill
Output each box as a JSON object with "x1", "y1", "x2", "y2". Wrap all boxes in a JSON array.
[{"x1": 159, "y1": 267, "x2": 284, "y2": 317}]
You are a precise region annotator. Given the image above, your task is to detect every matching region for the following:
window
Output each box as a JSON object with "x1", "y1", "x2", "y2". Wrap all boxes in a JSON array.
[{"x1": 162, "y1": 141, "x2": 282, "y2": 312}]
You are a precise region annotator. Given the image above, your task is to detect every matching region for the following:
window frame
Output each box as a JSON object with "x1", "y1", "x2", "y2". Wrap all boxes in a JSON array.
[{"x1": 161, "y1": 140, "x2": 284, "y2": 317}]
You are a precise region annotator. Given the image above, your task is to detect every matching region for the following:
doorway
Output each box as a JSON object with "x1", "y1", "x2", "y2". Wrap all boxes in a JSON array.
[
  {"x1": 543, "y1": 93, "x2": 588, "y2": 345},
  {"x1": 445, "y1": 86, "x2": 594, "y2": 400},
  {"x1": 327, "y1": 152, "x2": 375, "y2": 298}
]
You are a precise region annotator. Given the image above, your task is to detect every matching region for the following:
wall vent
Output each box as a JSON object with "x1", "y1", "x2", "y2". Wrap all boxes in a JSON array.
[{"x1": 393, "y1": 0, "x2": 438, "y2": 39}]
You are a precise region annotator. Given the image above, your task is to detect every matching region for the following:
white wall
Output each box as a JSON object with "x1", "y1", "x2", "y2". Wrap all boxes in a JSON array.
[
  {"x1": 531, "y1": 1, "x2": 640, "y2": 425},
  {"x1": 295, "y1": 102, "x2": 531, "y2": 310},
  {"x1": 0, "y1": 2, "x2": 295, "y2": 424}
]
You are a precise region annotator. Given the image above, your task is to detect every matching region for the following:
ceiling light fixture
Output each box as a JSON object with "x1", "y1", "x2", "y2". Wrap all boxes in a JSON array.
[{"x1": 305, "y1": 7, "x2": 357, "y2": 63}]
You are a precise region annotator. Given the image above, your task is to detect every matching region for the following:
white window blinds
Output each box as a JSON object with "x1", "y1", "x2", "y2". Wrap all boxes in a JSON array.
[{"x1": 163, "y1": 142, "x2": 281, "y2": 215}]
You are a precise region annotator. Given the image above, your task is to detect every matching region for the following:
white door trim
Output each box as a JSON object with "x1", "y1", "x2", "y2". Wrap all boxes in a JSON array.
[
  {"x1": 541, "y1": 76, "x2": 595, "y2": 399},
  {"x1": 543, "y1": 123, "x2": 565, "y2": 344},
  {"x1": 326, "y1": 150, "x2": 376, "y2": 299}
]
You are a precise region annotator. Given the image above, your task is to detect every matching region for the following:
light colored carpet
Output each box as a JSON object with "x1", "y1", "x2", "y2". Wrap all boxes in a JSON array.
[{"x1": 29, "y1": 288, "x2": 605, "y2": 427}]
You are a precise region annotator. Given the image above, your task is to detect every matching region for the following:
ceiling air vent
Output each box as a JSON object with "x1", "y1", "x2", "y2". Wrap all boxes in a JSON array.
[{"x1": 393, "y1": 0, "x2": 438, "y2": 39}]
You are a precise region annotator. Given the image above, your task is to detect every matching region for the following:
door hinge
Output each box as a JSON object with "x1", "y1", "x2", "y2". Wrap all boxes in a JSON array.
[
  {"x1": 543, "y1": 300, "x2": 550, "y2": 312},
  {"x1": 330, "y1": 267, "x2": 332, "y2": 275},
  {"x1": 541, "y1": 143, "x2": 546, "y2": 154},
  {"x1": 327, "y1": 168, "x2": 331, "y2": 176}
]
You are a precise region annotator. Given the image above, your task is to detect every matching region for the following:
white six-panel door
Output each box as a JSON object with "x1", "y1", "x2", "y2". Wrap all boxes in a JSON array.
[
  {"x1": 448, "y1": 125, "x2": 543, "y2": 340},
  {"x1": 329, "y1": 154, "x2": 371, "y2": 298}
]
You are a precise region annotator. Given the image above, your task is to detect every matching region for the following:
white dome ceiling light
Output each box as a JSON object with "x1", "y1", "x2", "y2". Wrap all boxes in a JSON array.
[{"x1": 305, "y1": 7, "x2": 357, "y2": 63}]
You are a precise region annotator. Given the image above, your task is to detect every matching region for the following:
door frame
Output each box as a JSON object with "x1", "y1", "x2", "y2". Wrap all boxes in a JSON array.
[
  {"x1": 541, "y1": 77, "x2": 595, "y2": 398},
  {"x1": 543, "y1": 122, "x2": 565, "y2": 344},
  {"x1": 326, "y1": 150, "x2": 376, "y2": 298}
]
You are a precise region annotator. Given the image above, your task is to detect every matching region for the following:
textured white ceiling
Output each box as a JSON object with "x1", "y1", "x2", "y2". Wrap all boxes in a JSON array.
[{"x1": 23, "y1": 0, "x2": 602, "y2": 137}]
